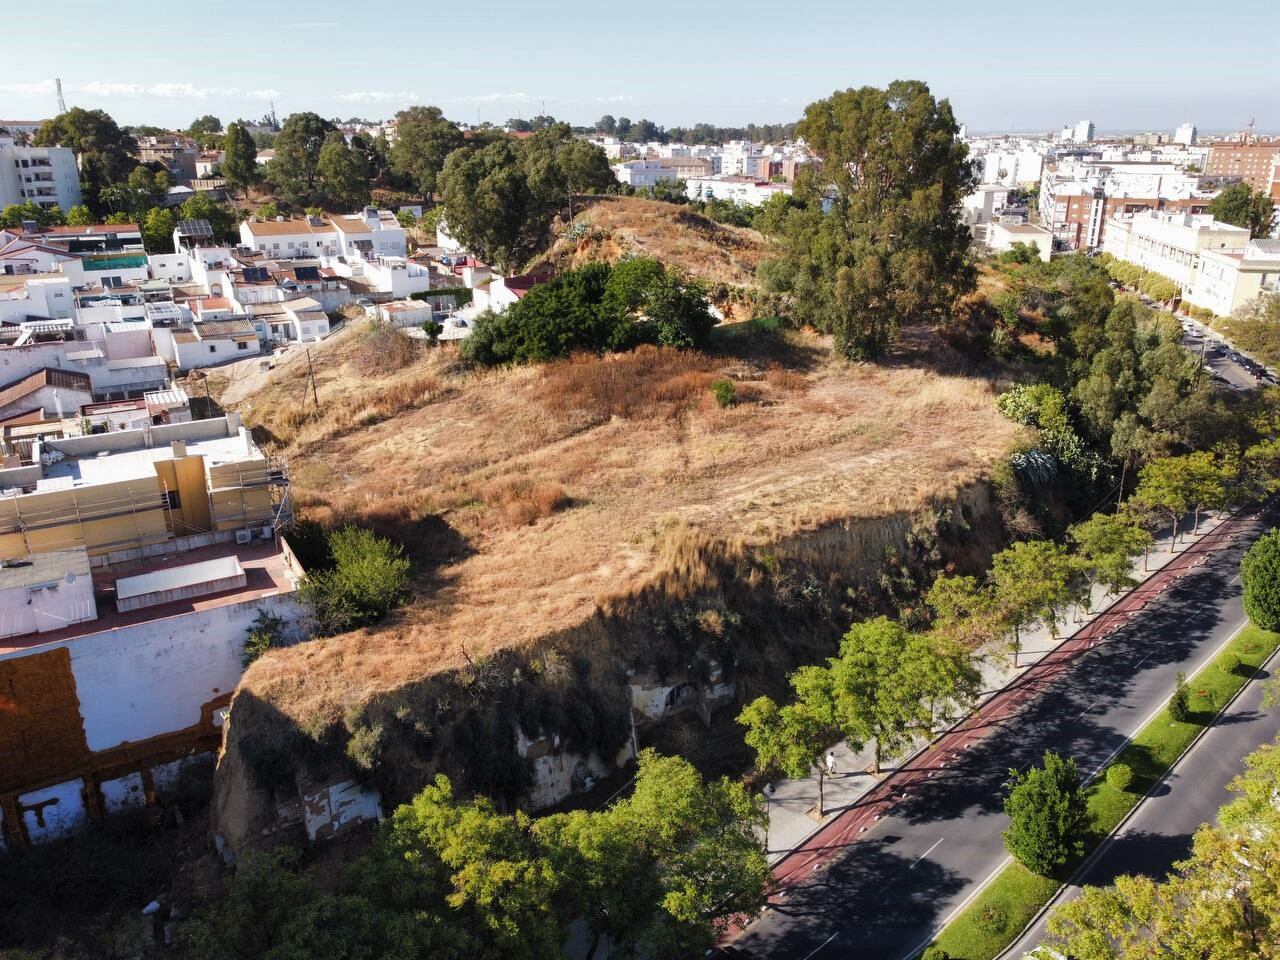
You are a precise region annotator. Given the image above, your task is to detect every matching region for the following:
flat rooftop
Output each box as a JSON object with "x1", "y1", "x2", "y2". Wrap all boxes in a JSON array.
[
  {"x1": 40, "y1": 431, "x2": 256, "y2": 487},
  {"x1": 0, "y1": 540, "x2": 294, "y2": 655}
]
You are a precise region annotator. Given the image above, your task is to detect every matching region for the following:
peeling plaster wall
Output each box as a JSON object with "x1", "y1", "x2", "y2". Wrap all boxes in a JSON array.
[{"x1": 0, "y1": 593, "x2": 303, "y2": 846}]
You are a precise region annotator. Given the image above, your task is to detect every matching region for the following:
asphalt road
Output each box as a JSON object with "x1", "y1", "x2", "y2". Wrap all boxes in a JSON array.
[
  {"x1": 725, "y1": 507, "x2": 1274, "y2": 960},
  {"x1": 1005, "y1": 640, "x2": 1280, "y2": 958},
  {"x1": 1174, "y1": 313, "x2": 1272, "y2": 391}
]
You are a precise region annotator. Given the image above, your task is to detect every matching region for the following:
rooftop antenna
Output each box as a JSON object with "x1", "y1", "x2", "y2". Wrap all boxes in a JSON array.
[
  {"x1": 55, "y1": 78, "x2": 66, "y2": 114},
  {"x1": 1247, "y1": 117, "x2": 1255, "y2": 143}
]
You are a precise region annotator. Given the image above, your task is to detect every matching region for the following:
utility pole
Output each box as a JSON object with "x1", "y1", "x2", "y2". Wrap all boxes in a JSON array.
[{"x1": 305, "y1": 349, "x2": 319, "y2": 409}]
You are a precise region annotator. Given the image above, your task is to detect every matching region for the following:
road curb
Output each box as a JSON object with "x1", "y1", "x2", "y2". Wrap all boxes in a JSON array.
[{"x1": 991, "y1": 632, "x2": 1280, "y2": 960}]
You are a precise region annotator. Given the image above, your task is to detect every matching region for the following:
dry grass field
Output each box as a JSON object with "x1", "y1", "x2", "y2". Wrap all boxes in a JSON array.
[{"x1": 216, "y1": 316, "x2": 1022, "y2": 729}]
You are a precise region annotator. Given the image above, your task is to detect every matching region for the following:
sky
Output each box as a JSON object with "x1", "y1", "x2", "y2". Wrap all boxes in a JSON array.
[{"x1": 3, "y1": 0, "x2": 1277, "y2": 134}]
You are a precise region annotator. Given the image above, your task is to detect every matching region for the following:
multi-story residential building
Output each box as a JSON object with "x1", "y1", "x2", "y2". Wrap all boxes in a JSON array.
[
  {"x1": 0, "y1": 136, "x2": 82, "y2": 212},
  {"x1": 613, "y1": 159, "x2": 677, "y2": 188},
  {"x1": 1188, "y1": 239, "x2": 1280, "y2": 317},
  {"x1": 720, "y1": 140, "x2": 764, "y2": 177},
  {"x1": 239, "y1": 209, "x2": 408, "y2": 262},
  {"x1": 1102, "y1": 210, "x2": 1250, "y2": 293},
  {"x1": 1038, "y1": 162, "x2": 1216, "y2": 251},
  {"x1": 135, "y1": 136, "x2": 198, "y2": 181},
  {"x1": 1206, "y1": 138, "x2": 1280, "y2": 190},
  {"x1": 0, "y1": 413, "x2": 312, "y2": 848},
  {"x1": 1174, "y1": 122, "x2": 1198, "y2": 146},
  {"x1": 685, "y1": 176, "x2": 791, "y2": 207},
  {"x1": 1059, "y1": 120, "x2": 1095, "y2": 144}
]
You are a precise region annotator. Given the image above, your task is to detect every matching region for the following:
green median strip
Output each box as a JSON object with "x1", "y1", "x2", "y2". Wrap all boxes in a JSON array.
[{"x1": 928, "y1": 624, "x2": 1280, "y2": 960}]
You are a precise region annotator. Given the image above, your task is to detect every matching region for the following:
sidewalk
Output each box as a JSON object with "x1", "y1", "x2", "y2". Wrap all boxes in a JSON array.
[{"x1": 760, "y1": 511, "x2": 1231, "y2": 862}]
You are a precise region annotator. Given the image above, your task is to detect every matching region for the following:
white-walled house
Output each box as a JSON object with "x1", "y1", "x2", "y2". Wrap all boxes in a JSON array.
[{"x1": 1188, "y1": 239, "x2": 1280, "y2": 317}]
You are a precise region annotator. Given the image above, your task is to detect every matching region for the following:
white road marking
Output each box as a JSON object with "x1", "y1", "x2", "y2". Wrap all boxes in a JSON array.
[
  {"x1": 910, "y1": 838, "x2": 944, "y2": 869},
  {"x1": 1076, "y1": 700, "x2": 1098, "y2": 720},
  {"x1": 800, "y1": 931, "x2": 839, "y2": 960}
]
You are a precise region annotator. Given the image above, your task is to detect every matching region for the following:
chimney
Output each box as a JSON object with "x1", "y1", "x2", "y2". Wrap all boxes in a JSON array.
[{"x1": 170, "y1": 439, "x2": 187, "y2": 458}]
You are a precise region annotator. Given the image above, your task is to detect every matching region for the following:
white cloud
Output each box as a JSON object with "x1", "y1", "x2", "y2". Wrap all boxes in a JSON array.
[
  {"x1": 0, "y1": 80, "x2": 56, "y2": 96},
  {"x1": 594, "y1": 95, "x2": 633, "y2": 105},
  {"x1": 79, "y1": 81, "x2": 144, "y2": 97},
  {"x1": 451, "y1": 91, "x2": 542, "y2": 106},
  {"x1": 335, "y1": 90, "x2": 417, "y2": 104},
  {"x1": 67, "y1": 82, "x2": 279, "y2": 100}
]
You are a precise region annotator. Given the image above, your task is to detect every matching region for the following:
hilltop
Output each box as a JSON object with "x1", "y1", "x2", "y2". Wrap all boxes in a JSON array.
[{"x1": 536, "y1": 196, "x2": 769, "y2": 289}]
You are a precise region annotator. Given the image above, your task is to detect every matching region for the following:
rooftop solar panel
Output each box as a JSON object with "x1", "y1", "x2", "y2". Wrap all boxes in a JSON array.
[{"x1": 176, "y1": 219, "x2": 214, "y2": 237}]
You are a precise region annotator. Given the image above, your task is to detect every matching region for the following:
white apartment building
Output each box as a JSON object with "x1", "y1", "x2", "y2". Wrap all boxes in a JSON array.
[
  {"x1": 613, "y1": 159, "x2": 677, "y2": 188},
  {"x1": 720, "y1": 140, "x2": 764, "y2": 177},
  {"x1": 1188, "y1": 239, "x2": 1280, "y2": 317},
  {"x1": 0, "y1": 137, "x2": 82, "y2": 212},
  {"x1": 1059, "y1": 120, "x2": 1095, "y2": 144},
  {"x1": 685, "y1": 176, "x2": 790, "y2": 207},
  {"x1": 239, "y1": 209, "x2": 408, "y2": 261},
  {"x1": 1174, "y1": 122, "x2": 1198, "y2": 146},
  {"x1": 1102, "y1": 210, "x2": 1250, "y2": 293}
]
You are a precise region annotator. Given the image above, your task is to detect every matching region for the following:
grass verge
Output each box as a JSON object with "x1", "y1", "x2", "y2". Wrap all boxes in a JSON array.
[{"x1": 928, "y1": 623, "x2": 1280, "y2": 960}]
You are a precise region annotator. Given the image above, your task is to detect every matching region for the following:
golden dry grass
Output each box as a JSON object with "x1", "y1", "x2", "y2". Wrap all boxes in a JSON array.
[
  {"x1": 228, "y1": 321, "x2": 1022, "y2": 729},
  {"x1": 537, "y1": 196, "x2": 769, "y2": 288}
]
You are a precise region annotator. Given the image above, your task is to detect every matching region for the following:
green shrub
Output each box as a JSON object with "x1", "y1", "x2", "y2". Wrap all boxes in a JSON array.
[
  {"x1": 1218, "y1": 652, "x2": 1241, "y2": 676},
  {"x1": 1105, "y1": 762, "x2": 1133, "y2": 792},
  {"x1": 921, "y1": 948, "x2": 952, "y2": 960},
  {"x1": 298, "y1": 525, "x2": 411, "y2": 635},
  {"x1": 1169, "y1": 670, "x2": 1192, "y2": 722},
  {"x1": 711, "y1": 379, "x2": 737, "y2": 407}
]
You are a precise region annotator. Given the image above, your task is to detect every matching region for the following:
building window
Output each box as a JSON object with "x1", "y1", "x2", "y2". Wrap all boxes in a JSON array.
[
  {"x1": 209, "y1": 345, "x2": 217, "y2": 353},
  {"x1": 165, "y1": 489, "x2": 181, "y2": 509},
  {"x1": 237, "y1": 341, "x2": 249, "y2": 350}
]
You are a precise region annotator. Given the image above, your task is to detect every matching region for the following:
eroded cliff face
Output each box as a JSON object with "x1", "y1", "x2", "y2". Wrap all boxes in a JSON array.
[{"x1": 212, "y1": 483, "x2": 1006, "y2": 856}]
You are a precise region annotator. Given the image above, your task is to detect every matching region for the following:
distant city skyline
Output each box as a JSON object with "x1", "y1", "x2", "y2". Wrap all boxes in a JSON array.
[{"x1": 2, "y1": 0, "x2": 1277, "y2": 133}]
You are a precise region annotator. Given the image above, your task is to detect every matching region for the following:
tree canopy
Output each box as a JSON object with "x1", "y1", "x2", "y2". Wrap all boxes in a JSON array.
[
  {"x1": 221, "y1": 122, "x2": 258, "y2": 196},
  {"x1": 462, "y1": 258, "x2": 715, "y2": 367},
  {"x1": 34, "y1": 108, "x2": 138, "y2": 215},
  {"x1": 1003, "y1": 750, "x2": 1089, "y2": 876},
  {"x1": 1241, "y1": 528, "x2": 1280, "y2": 631},
  {"x1": 389, "y1": 105, "x2": 465, "y2": 198},
  {"x1": 185, "y1": 750, "x2": 768, "y2": 960},
  {"x1": 439, "y1": 125, "x2": 612, "y2": 273},
  {"x1": 760, "y1": 80, "x2": 977, "y2": 359},
  {"x1": 1208, "y1": 182, "x2": 1276, "y2": 239}
]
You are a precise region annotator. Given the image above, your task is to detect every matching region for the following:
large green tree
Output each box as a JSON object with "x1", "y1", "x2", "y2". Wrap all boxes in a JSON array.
[
  {"x1": 1241, "y1": 528, "x2": 1280, "y2": 631},
  {"x1": 764, "y1": 80, "x2": 976, "y2": 359},
  {"x1": 827, "y1": 616, "x2": 979, "y2": 775},
  {"x1": 1003, "y1": 750, "x2": 1089, "y2": 876},
  {"x1": 1208, "y1": 182, "x2": 1276, "y2": 239},
  {"x1": 221, "y1": 122, "x2": 258, "y2": 197},
  {"x1": 738, "y1": 666, "x2": 842, "y2": 817},
  {"x1": 34, "y1": 108, "x2": 138, "y2": 215},
  {"x1": 141, "y1": 206, "x2": 176, "y2": 253},
  {"x1": 439, "y1": 128, "x2": 612, "y2": 272},
  {"x1": 991, "y1": 540, "x2": 1080, "y2": 663},
  {"x1": 268, "y1": 112, "x2": 338, "y2": 207},
  {"x1": 1068, "y1": 512, "x2": 1154, "y2": 605},
  {"x1": 317, "y1": 132, "x2": 371, "y2": 210},
  {"x1": 389, "y1": 105, "x2": 465, "y2": 197}
]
